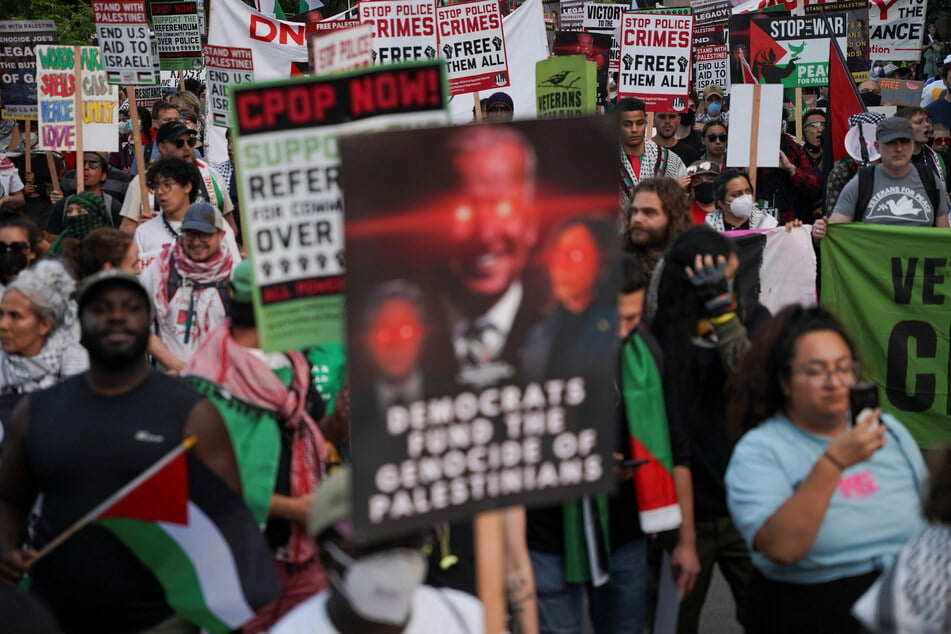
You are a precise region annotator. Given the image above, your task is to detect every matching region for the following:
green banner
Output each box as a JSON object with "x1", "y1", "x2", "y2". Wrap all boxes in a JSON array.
[
  {"x1": 822, "y1": 224, "x2": 951, "y2": 447},
  {"x1": 535, "y1": 55, "x2": 596, "y2": 119}
]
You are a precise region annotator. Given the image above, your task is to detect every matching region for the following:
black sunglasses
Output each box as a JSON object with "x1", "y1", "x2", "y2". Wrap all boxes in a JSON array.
[
  {"x1": 706, "y1": 134, "x2": 728, "y2": 142},
  {"x1": 84, "y1": 160, "x2": 102, "y2": 170},
  {"x1": 0, "y1": 241, "x2": 29, "y2": 254},
  {"x1": 171, "y1": 137, "x2": 198, "y2": 149}
]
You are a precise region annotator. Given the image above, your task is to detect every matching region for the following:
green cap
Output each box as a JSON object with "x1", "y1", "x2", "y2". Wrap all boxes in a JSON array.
[{"x1": 230, "y1": 258, "x2": 253, "y2": 303}]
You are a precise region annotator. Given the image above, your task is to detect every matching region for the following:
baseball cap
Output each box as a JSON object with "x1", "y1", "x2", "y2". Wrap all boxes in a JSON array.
[
  {"x1": 156, "y1": 121, "x2": 196, "y2": 144},
  {"x1": 230, "y1": 258, "x2": 254, "y2": 304},
  {"x1": 485, "y1": 92, "x2": 514, "y2": 111},
  {"x1": 876, "y1": 117, "x2": 914, "y2": 144},
  {"x1": 77, "y1": 269, "x2": 152, "y2": 314},
  {"x1": 882, "y1": 63, "x2": 899, "y2": 77},
  {"x1": 686, "y1": 160, "x2": 720, "y2": 179},
  {"x1": 308, "y1": 466, "x2": 353, "y2": 540},
  {"x1": 180, "y1": 202, "x2": 221, "y2": 234},
  {"x1": 703, "y1": 84, "x2": 724, "y2": 100}
]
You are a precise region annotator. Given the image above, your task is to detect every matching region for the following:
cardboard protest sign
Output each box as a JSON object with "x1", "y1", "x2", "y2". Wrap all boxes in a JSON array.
[
  {"x1": 694, "y1": 23, "x2": 729, "y2": 93},
  {"x1": 726, "y1": 83, "x2": 782, "y2": 168},
  {"x1": 360, "y1": 0, "x2": 437, "y2": 65},
  {"x1": 0, "y1": 21, "x2": 58, "y2": 120},
  {"x1": 822, "y1": 225, "x2": 951, "y2": 447},
  {"x1": 581, "y1": 2, "x2": 624, "y2": 72},
  {"x1": 308, "y1": 24, "x2": 375, "y2": 76},
  {"x1": 339, "y1": 117, "x2": 619, "y2": 541},
  {"x1": 868, "y1": 0, "x2": 926, "y2": 61},
  {"x1": 879, "y1": 78, "x2": 923, "y2": 107},
  {"x1": 231, "y1": 62, "x2": 449, "y2": 353},
  {"x1": 553, "y1": 31, "x2": 611, "y2": 107},
  {"x1": 436, "y1": 0, "x2": 510, "y2": 95},
  {"x1": 205, "y1": 46, "x2": 253, "y2": 127},
  {"x1": 535, "y1": 55, "x2": 596, "y2": 118},
  {"x1": 618, "y1": 9, "x2": 694, "y2": 112},
  {"x1": 92, "y1": 0, "x2": 156, "y2": 85},
  {"x1": 150, "y1": 1, "x2": 204, "y2": 71},
  {"x1": 35, "y1": 46, "x2": 118, "y2": 152}
]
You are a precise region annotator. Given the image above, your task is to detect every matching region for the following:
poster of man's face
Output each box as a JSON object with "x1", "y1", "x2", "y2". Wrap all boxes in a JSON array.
[{"x1": 340, "y1": 118, "x2": 620, "y2": 541}]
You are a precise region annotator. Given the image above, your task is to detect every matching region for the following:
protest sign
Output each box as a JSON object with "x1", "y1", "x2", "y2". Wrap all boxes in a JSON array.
[
  {"x1": 205, "y1": 46, "x2": 253, "y2": 127},
  {"x1": 560, "y1": 0, "x2": 586, "y2": 30},
  {"x1": 553, "y1": 31, "x2": 611, "y2": 107},
  {"x1": 150, "y1": 1, "x2": 204, "y2": 71},
  {"x1": 694, "y1": 23, "x2": 728, "y2": 93},
  {"x1": 92, "y1": 0, "x2": 156, "y2": 85},
  {"x1": 868, "y1": 0, "x2": 925, "y2": 61},
  {"x1": 436, "y1": 0, "x2": 510, "y2": 95},
  {"x1": 314, "y1": 6, "x2": 361, "y2": 31},
  {"x1": 803, "y1": 0, "x2": 869, "y2": 84},
  {"x1": 822, "y1": 225, "x2": 951, "y2": 447},
  {"x1": 35, "y1": 46, "x2": 118, "y2": 152},
  {"x1": 134, "y1": 85, "x2": 164, "y2": 108},
  {"x1": 618, "y1": 10, "x2": 694, "y2": 112},
  {"x1": 727, "y1": 83, "x2": 782, "y2": 168},
  {"x1": 582, "y1": 2, "x2": 624, "y2": 72},
  {"x1": 338, "y1": 117, "x2": 619, "y2": 541},
  {"x1": 879, "y1": 78, "x2": 923, "y2": 107},
  {"x1": 308, "y1": 24, "x2": 375, "y2": 76},
  {"x1": 0, "y1": 21, "x2": 58, "y2": 120},
  {"x1": 231, "y1": 62, "x2": 449, "y2": 353},
  {"x1": 692, "y1": 0, "x2": 731, "y2": 26},
  {"x1": 360, "y1": 0, "x2": 437, "y2": 65},
  {"x1": 535, "y1": 55, "x2": 596, "y2": 117},
  {"x1": 159, "y1": 69, "x2": 205, "y2": 90},
  {"x1": 727, "y1": 226, "x2": 816, "y2": 314}
]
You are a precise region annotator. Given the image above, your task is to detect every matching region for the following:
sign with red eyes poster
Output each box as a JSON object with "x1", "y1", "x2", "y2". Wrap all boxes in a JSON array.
[{"x1": 339, "y1": 118, "x2": 620, "y2": 541}]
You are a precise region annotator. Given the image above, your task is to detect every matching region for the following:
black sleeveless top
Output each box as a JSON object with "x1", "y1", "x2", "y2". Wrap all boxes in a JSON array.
[{"x1": 27, "y1": 372, "x2": 202, "y2": 634}]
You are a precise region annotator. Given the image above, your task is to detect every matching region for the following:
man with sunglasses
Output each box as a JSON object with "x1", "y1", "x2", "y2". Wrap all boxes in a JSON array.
[
  {"x1": 119, "y1": 122, "x2": 237, "y2": 237},
  {"x1": 45, "y1": 152, "x2": 121, "y2": 240},
  {"x1": 652, "y1": 112, "x2": 700, "y2": 167}
]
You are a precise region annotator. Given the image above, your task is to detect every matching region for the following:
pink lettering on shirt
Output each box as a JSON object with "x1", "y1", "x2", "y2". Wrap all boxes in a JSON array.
[{"x1": 837, "y1": 470, "x2": 879, "y2": 500}]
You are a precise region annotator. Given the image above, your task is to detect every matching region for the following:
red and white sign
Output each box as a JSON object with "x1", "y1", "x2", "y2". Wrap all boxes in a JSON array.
[
  {"x1": 360, "y1": 0, "x2": 437, "y2": 65},
  {"x1": 436, "y1": 0, "x2": 509, "y2": 95},
  {"x1": 92, "y1": 0, "x2": 157, "y2": 85},
  {"x1": 205, "y1": 46, "x2": 254, "y2": 127},
  {"x1": 618, "y1": 11, "x2": 693, "y2": 112},
  {"x1": 308, "y1": 24, "x2": 374, "y2": 75}
]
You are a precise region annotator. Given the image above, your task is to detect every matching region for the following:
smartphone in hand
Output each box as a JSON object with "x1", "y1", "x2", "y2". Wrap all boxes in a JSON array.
[{"x1": 850, "y1": 382, "x2": 879, "y2": 425}]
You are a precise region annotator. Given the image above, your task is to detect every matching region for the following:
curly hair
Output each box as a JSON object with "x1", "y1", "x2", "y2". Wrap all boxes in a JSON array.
[
  {"x1": 146, "y1": 158, "x2": 202, "y2": 204},
  {"x1": 726, "y1": 304, "x2": 857, "y2": 439},
  {"x1": 624, "y1": 177, "x2": 690, "y2": 253}
]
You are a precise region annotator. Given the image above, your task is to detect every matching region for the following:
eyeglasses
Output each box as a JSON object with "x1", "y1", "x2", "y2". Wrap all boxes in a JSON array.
[
  {"x1": 805, "y1": 121, "x2": 825, "y2": 129},
  {"x1": 0, "y1": 241, "x2": 29, "y2": 254},
  {"x1": 791, "y1": 361, "x2": 860, "y2": 387},
  {"x1": 934, "y1": 138, "x2": 951, "y2": 145},
  {"x1": 152, "y1": 179, "x2": 182, "y2": 193},
  {"x1": 83, "y1": 160, "x2": 102, "y2": 170},
  {"x1": 686, "y1": 161, "x2": 716, "y2": 176},
  {"x1": 706, "y1": 134, "x2": 728, "y2": 142},
  {"x1": 170, "y1": 137, "x2": 198, "y2": 149}
]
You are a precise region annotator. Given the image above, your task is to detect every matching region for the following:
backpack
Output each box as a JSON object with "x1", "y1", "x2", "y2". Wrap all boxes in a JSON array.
[{"x1": 855, "y1": 163, "x2": 940, "y2": 224}]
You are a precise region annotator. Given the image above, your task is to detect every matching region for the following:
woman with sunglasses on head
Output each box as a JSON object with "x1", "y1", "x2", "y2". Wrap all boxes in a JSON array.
[
  {"x1": 0, "y1": 259, "x2": 88, "y2": 433},
  {"x1": 700, "y1": 121, "x2": 727, "y2": 166},
  {"x1": 725, "y1": 305, "x2": 926, "y2": 634}
]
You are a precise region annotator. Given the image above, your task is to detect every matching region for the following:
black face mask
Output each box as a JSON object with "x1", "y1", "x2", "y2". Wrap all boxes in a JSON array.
[
  {"x1": 681, "y1": 109, "x2": 695, "y2": 127},
  {"x1": 692, "y1": 182, "x2": 716, "y2": 204},
  {"x1": 0, "y1": 252, "x2": 28, "y2": 283},
  {"x1": 861, "y1": 92, "x2": 882, "y2": 107}
]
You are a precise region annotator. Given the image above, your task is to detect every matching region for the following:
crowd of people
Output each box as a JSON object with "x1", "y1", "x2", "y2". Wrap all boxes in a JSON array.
[{"x1": 0, "y1": 33, "x2": 947, "y2": 634}]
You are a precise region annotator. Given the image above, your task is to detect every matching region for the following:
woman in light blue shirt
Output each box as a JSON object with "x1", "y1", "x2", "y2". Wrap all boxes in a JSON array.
[{"x1": 724, "y1": 305, "x2": 926, "y2": 634}]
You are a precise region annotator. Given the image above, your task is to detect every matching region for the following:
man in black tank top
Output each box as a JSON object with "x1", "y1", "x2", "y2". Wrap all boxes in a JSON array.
[{"x1": 0, "y1": 270, "x2": 241, "y2": 634}]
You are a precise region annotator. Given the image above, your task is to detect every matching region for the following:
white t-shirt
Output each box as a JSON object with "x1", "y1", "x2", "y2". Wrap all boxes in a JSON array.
[
  {"x1": 0, "y1": 165, "x2": 25, "y2": 198},
  {"x1": 120, "y1": 160, "x2": 233, "y2": 222},
  {"x1": 135, "y1": 215, "x2": 241, "y2": 271},
  {"x1": 270, "y1": 586, "x2": 484, "y2": 634}
]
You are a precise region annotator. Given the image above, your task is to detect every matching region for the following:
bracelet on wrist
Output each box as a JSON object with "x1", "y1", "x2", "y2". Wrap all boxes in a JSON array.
[{"x1": 822, "y1": 451, "x2": 846, "y2": 471}]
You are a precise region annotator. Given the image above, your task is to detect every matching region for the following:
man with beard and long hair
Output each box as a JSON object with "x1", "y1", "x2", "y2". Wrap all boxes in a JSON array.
[
  {"x1": 0, "y1": 270, "x2": 240, "y2": 633},
  {"x1": 623, "y1": 177, "x2": 691, "y2": 279}
]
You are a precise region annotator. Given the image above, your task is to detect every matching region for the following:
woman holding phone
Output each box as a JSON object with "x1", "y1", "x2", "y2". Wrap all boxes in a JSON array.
[{"x1": 724, "y1": 305, "x2": 926, "y2": 634}]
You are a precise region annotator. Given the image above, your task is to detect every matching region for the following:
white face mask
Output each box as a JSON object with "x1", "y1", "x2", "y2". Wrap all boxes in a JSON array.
[
  {"x1": 324, "y1": 541, "x2": 427, "y2": 625},
  {"x1": 729, "y1": 194, "x2": 754, "y2": 219}
]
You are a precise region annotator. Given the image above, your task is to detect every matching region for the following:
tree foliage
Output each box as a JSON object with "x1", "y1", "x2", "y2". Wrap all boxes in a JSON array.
[{"x1": 0, "y1": 0, "x2": 96, "y2": 45}]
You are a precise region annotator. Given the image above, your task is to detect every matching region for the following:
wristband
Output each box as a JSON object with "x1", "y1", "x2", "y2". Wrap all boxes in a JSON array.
[{"x1": 822, "y1": 451, "x2": 845, "y2": 471}]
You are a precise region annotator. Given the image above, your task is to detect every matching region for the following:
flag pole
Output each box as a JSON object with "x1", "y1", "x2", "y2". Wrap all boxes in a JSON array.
[{"x1": 30, "y1": 436, "x2": 198, "y2": 565}]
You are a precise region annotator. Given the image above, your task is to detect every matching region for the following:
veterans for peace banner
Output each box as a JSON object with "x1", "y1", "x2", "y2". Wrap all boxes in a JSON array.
[
  {"x1": 231, "y1": 62, "x2": 449, "y2": 353},
  {"x1": 536, "y1": 55, "x2": 596, "y2": 118},
  {"x1": 618, "y1": 9, "x2": 693, "y2": 112},
  {"x1": 822, "y1": 224, "x2": 951, "y2": 448},
  {"x1": 339, "y1": 118, "x2": 620, "y2": 541},
  {"x1": 35, "y1": 46, "x2": 118, "y2": 152},
  {"x1": 0, "y1": 20, "x2": 58, "y2": 120}
]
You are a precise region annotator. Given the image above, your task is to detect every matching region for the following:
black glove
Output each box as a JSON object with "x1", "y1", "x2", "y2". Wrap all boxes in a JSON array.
[{"x1": 688, "y1": 257, "x2": 735, "y2": 317}]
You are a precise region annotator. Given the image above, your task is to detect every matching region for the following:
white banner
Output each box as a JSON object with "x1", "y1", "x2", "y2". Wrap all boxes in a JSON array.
[{"x1": 869, "y1": 0, "x2": 926, "y2": 61}]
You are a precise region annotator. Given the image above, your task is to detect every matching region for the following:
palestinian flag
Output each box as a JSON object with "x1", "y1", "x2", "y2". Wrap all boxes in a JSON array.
[
  {"x1": 92, "y1": 440, "x2": 280, "y2": 633},
  {"x1": 726, "y1": 226, "x2": 817, "y2": 314}
]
